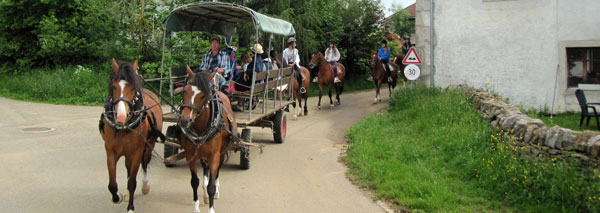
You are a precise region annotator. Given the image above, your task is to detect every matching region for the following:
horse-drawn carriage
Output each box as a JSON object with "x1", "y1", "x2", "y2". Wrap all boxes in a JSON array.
[{"x1": 152, "y1": 2, "x2": 298, "y2": 170}]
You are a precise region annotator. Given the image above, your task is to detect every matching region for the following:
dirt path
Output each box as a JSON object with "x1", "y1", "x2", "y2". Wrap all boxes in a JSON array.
[{"x1": 0, "y1": 88, "x2": 393, "y2": 212}]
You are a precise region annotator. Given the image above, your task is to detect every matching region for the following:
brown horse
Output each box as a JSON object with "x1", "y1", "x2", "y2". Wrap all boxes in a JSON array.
[
  {"x1": 99, "y1": 59, "x2": 164, "y2": 212},
  {"x1": 370, "y1": 50, "x2": 402, "y2": 104},
  {"x1": 394, "y1": 53, "x2": 407, "y2": 87},
  {"x1": 179, "y1": 66, "x2": 238, "y2": 213},
  {"x1": 309, "y1": 52, "x2": 345, "y2": 109},
  {"x1": 281, "y1": 66, "x2": 310, "y2": 120}
]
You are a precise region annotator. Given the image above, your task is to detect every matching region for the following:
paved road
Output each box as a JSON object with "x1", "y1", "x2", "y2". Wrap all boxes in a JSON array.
[{"x1": 0, "y1": 89, "x2": 392, "y2": 213}]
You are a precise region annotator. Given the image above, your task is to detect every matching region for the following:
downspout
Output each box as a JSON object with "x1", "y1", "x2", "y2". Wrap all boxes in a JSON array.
[{"x1": 430, "y1": 0, "x2": 435, "y2": 87}]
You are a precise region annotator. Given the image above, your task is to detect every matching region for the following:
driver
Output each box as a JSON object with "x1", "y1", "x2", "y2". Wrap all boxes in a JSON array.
[{"x1": 199, "y1": 37, "x2": 230, "y2": 85}]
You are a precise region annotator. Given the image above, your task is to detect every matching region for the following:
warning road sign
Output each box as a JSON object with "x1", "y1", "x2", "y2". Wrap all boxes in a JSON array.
[{"x1": 402, "y1": 47, "x2": 421, "y2": 65}]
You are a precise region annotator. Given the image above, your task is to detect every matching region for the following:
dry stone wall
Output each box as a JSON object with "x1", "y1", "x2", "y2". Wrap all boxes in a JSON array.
[{"x1": 462, "y1": 86, "x2": 600, "y2": 165}]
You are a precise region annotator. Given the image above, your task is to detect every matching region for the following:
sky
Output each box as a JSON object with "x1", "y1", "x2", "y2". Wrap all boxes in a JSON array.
[{"x1": 381, "y1": 0, "x2": 416, "y2": 17}]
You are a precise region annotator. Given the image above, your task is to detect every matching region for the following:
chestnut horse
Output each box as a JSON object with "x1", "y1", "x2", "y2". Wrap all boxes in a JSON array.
[
  {"x1": 281, "y1": 66, "x2": 310, "y2": 120},
  {"x1": 179, "y1": 66, "x2": 239, "y2": 213},
  {"x1": 309, "y1": 52, "x2": 345, "y2": 109},
  {"x1": 370, "y1": 51, "x2": 403, "y2": 104},
  {"x1": 99, "y1": 59, "x2": 164, "y2": 212}
]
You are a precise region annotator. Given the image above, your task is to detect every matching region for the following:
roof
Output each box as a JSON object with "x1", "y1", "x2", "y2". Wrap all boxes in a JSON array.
[
  {"x1": 163, "y1": 2, "x2": 296, "y2": 37},
  {"x1": 405, "y1": 3, "x2": 416, "y2": 17}
]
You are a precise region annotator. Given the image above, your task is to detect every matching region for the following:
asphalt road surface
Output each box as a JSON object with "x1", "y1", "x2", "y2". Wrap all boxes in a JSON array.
[{"x1": 0, "y1": 89, "x2": 393, "y2": 213}]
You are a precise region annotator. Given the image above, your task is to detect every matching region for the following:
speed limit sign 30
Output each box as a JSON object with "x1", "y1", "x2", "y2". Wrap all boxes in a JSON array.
[{"x1": 403, "y1": 64, "x2": 420, "y2": 80}]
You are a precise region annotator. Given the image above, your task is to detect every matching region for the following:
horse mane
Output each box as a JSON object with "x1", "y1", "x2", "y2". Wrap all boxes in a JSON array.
[
  {"x1": 109, "y1": 62, "x2": 143, "y2": 91},
  {"x1": 190, "y1": 71, "x2": 213, "y2": 99}
]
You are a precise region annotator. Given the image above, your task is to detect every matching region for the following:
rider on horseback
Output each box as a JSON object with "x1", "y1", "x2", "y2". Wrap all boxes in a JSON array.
[
  {"x1": 325, "y1": 40, "x2": 341, "y2": 83},
  {"x1": 282, "y1": 37, "x2": 306, "y2": 94},
  {"x1": 378, "y1": 40, "x2": 392, "y2": 82}
]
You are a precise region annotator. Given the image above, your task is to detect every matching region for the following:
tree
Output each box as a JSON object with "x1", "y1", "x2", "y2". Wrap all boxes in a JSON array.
[{"x1": 387, "y1": 3, "x2": 414, "y2": 38}]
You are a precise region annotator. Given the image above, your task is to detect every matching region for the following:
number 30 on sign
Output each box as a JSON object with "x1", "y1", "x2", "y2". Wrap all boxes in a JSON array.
[{"x1": 403, "y1": 64, "x2": 420, "y2": 80}]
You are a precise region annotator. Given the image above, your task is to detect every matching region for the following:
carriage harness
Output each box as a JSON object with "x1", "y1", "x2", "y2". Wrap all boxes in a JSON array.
[
  {"x1": 99, "y1": 87, "x2": 164, "y2": 142},
  {"x1": 178, "y1": 86, "x2": 240, "y2": 149}
]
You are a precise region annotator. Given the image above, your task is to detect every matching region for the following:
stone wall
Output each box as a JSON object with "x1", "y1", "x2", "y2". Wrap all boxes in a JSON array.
[{"x1": 463, "y1": 86, "x2": 600, "y2": 165}]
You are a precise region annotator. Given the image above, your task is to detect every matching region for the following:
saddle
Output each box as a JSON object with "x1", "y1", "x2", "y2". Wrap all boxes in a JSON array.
[{"x1": 329, "y1": 64, "x2": 341, "y2": 75}]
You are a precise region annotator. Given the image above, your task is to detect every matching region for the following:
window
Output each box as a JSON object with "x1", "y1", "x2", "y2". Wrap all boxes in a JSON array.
[{"x1": 567, "y1": 47, "x2": 600, "y2": 88}]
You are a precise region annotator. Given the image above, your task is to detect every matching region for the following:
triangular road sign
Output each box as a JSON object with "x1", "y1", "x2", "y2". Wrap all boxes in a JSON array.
[{"x1": 402, "y1": 47, "x2": 421, "y2": 64}]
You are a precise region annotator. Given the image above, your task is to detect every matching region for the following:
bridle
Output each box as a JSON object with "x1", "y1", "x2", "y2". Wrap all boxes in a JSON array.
[
  {"x1": 102, "y1": 87, "x2": 147, "y2": 131},
  {"x1": 178, "y1": 86, "x2": 227, "y2": 147}
]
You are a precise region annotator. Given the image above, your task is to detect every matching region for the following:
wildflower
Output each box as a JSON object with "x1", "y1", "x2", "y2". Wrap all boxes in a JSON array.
[{"x1": 552, "y1": 158, "x2": 557, "y2": 162}]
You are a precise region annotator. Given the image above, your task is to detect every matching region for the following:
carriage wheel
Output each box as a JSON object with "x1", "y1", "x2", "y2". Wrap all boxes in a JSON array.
[
  {"x1": 273, "y1": 110, "x2": 286, "y2": 144},
  {"x1": 164, "y1": 144, "x2": 178, "y2": 167},
  {"x1": 240, "y1": 146, "x2": 250, "y2": 170}
]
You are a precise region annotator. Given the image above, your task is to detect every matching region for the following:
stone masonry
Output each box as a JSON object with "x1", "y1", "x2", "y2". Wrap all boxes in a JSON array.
[{"x1": 462, "y1": 86, "x2": 600, "y2": 165}]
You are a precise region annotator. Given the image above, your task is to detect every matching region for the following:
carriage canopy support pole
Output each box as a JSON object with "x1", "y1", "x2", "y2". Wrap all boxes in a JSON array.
[
  {"x1": 159, "y1": 27, "x2": 167, "y2": 104},
  {"x1": 248, "y1": 26, "x2": 260, "y2": 121}
]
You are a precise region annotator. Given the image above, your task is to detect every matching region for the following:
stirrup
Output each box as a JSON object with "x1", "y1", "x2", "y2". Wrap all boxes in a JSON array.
[
  {"x1": 334, "y1": 77, "x2": 341, "y2": 83},
  {"x1": 299, "y1": 87, "x2": 306, "y2": 94},
  {"x1": 388, "y1": 76, "x2": 393, "y2": 82}
]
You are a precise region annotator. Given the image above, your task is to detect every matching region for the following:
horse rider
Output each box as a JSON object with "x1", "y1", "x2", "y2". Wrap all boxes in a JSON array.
[
  {"x1": 402, "y1": 35, "x2": 413, "y2": 56},
  {"x1": 378, "y1": 39, "x2": 392, "y2": 82},
  {"x1": 324, "y1": 40, "x2": 341, "y2": 83},
  {"x1": 200, "y1": 36, "x2": 231, "y2": 85},
  {"x1": 282, "y1": 37, "x2": 306, "y2": 94}
]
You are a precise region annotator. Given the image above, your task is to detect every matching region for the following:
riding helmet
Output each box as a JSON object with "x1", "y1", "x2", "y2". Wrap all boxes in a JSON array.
[{"x1": 287, "y1": 37, "x2": 296, "y2": 44}]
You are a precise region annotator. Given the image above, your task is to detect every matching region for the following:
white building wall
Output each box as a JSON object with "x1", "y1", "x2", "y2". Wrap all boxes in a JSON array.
[{"x1": 416, "y1": 0, "x2": 600, "y2": 111}]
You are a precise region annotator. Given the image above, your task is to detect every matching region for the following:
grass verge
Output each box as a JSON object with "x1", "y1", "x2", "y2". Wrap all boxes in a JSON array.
[
  {"x1": 345, "y1": 86, "x2": 600, "y2": 212},
  {"x1": 0, "y1": 64, "x2": 110, "y2": 105}
]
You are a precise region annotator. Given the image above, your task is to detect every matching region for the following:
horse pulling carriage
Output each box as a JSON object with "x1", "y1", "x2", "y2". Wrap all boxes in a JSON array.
[
  {"x1": 156, "y1": 2, "x2": 298, "y2": 169},
  {"x1": 100, "y1": 2, "x2": 298, "y2": 212}
]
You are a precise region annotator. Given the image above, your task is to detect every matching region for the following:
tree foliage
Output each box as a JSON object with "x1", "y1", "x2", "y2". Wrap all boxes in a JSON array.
[
  {"x1": 387, "y1": 3, "x2": 415, "y2": 38},
  {"x1": 0, "y1": 0, "x2": 387, "y2": 77}
]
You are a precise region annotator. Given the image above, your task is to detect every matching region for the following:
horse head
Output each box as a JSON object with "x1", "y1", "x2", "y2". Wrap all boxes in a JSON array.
[
  {"x1": 370, "y1": 50, "x2": 379, "y2": 69},
  {"x1": 309, "y1": 51, "x2": 324, "y2": 69},
  {"x1": 108, "y1": 59, "x2": 143, "y2": 127},
  {"x1": 179, "y1": 66, "x2": 216, "y2": 129}
]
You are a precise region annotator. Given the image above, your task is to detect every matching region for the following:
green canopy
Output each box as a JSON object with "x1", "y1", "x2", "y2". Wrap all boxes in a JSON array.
[{"x1": 163, "y1": 2, "x2": 296, "y2": 37}]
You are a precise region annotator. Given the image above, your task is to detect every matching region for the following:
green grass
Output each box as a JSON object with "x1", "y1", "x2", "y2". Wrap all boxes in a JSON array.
[
  {"x1": 0, "y1": 65, "x2": 378, "y2": 106},
  {"x1": 526, "y1": 111, "x2": 600, "y2": 132},
  {"x1": 345, "y1": 86, "x2": 600, "y2": 212},
  {"x1": 0, "y1": 64, "x2": 110, "y2": 105}
]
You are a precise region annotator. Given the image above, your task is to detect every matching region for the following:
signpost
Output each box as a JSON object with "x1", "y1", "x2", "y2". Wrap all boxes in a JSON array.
[{"x1": 402, "y1": 47, "x2": 421, "y2": 81}]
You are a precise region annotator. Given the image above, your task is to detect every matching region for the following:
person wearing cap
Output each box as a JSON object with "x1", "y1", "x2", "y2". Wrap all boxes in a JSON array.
[
  {"x1": 324, "y1": 40, "x2": 341, "y2": 83},
  {"x1": 236, "y1": 43, "x2": 264, "y2": 92},
  {"x1": 200, "y1": 37, "x2": 231, "y2": 78},
  {"x1": 378, "y1": 39, "x2": 392, "y2": 82},
  {"x1": 282, "y1": 37, "x2": 306, "y2": 94},
  {"x1": 402, "y1": 36, "x2": 413, "y2": 56}
]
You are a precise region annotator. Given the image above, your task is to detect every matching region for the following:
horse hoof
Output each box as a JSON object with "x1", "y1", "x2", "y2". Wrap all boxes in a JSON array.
[
  {"x1": 193, "y1": 200, "x2": 201, "y2": 213},
  {"x1": 378, "y1": 98, "x2": 382, "y2": 103},
  {"x1": 304, "y1": 111, "x2": 308, "y2": 116},
  {"x1": 293, "y1": 114, "x2": 298, "y2": 120},
  {"x1": 113, "y1": 193, "x2": 124, "y2": 204},
  {"x1": 127, "y1": 210, "x2": 134, "y2": 213},
  {"x1": 204, "y1": 196, "x2": 209, "y2": 204},
  {"x1": 373, "y1": 98, "x2": 378, "y2": 104},
  {"x1": 142, "y1": 181, "x2": 150, "y2": 194},
  {"x1": 329, "y1": 104, "x2": 334, "y2": 109},
  {"x1": 317, "y1": 106, "x2": 320, "y2": 110}
]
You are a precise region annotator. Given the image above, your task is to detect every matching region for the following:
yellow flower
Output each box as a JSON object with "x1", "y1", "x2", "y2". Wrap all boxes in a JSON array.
[{"x1": 552, "y1": 158, "x2": 557, "y2": 162}]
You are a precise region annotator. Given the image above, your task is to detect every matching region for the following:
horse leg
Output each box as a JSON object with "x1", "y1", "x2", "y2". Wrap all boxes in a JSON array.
[
  {"x1": 189, "y1": 159, "x2": 201, "y2": 213},
  {"x1": 317, "y1": 85, "x2": 323, "y2": 110},
  {"x1": 297, "y1": 94, "x2": 303, "y2": 117},
  {"x1": 141, "y1": 144, "x2": 153, "y2": 195},
  {"x1": 207, "y1": 153, "x2": 221, "y2": 213},
  {"x1": 292, "y1": 100, "x2": 298, "y2": 120},
  {"x1": 328, "y1": 88, "x2": 334, "y2": 109},
  {"x1": 335, "y1": 86, "x2": 341, "y2": 105},
  {"x1": 106, "y1": 152, "x2": 123, "y2": 204},
  {"x1": 202, "y1": 162, "x2": 210, "y2": 204},
  {"x1": 374, "y1": 81, "x2": 381, "y2": 104},
  {"x1": 125, "y1": 151, "x2": 143, "y2": 212},
  {"x1": 303, "y1": 94, "x2": 308, "y2": 116}
]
